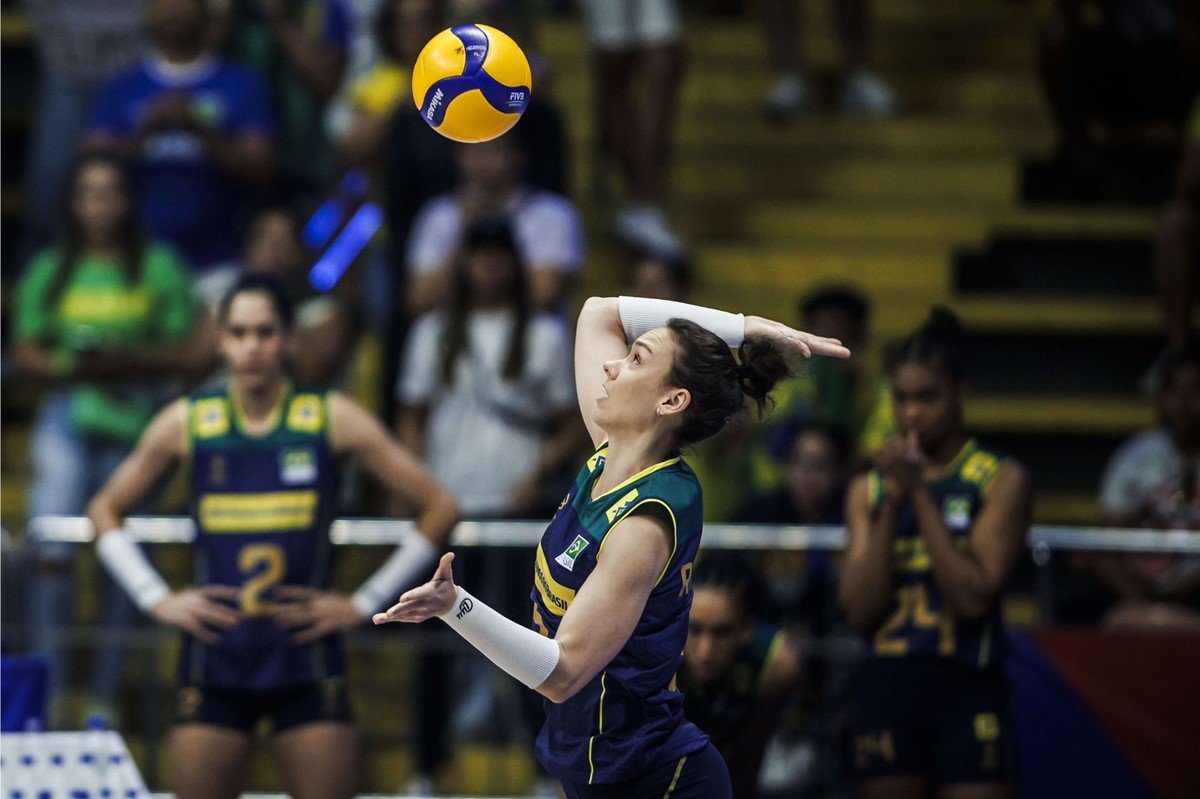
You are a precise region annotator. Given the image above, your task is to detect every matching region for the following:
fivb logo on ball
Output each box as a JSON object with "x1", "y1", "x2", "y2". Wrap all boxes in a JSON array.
[{"x1": 412, "y1": 24, "x2": 532, "y2": 143}]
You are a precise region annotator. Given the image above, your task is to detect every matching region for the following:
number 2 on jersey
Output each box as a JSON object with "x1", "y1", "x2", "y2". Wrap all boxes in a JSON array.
[{"x1": 239, "y1": 543, "x2": 286, "y2": 615}]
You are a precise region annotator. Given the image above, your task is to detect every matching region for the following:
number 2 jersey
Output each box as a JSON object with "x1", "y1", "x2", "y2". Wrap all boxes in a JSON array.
[
  {"x1": 867, "y1": 438, "x2": 1013, "y2": 669},
  {"x1": 180, "y1": 384, "x2": 343, "y2": 691},
  {"x1": 532, "y1": 443, "x2": 710, "y2": 785}
]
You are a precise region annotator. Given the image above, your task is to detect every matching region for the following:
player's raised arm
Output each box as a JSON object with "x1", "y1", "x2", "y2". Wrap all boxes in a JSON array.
[
  {"x1": 838, "y1": 473, "x2": 901, "y2": 633},
  {"x1": 327, "y1": 392, "x2": 461, "y2": 617},
  {"x1": 575, "y1": 296, "x2": 850, "y2": 447}
]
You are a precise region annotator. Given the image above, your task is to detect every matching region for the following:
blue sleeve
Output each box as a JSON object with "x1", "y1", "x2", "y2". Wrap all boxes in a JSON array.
[
  {"x1": 321, "y1": 0, "x2": 351, "y2": 50},
  {"x1": 88, "y1": 74, "x2": 133, "y2": 135},
  {"x1": 226, "y1": 67, "x2": 276, "y2": 136}
]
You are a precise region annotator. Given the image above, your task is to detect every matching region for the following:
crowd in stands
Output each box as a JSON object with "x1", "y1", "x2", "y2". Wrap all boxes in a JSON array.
[{"x1": 4, "y1": 0, "x2": 1200, "y2": 794}]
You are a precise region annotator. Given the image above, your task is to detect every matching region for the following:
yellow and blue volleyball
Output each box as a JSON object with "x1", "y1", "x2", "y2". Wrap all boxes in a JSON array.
[{"x1": 411, "y1": 24, "x2": 532, "y2": 143}]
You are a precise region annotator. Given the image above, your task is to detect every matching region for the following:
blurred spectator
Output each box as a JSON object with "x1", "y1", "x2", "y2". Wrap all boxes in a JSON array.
[
  {"x1": 339, "y1": 0, "x2": 443, "y2": 168},
  {"x1": 84, "y1": 0, "x2": 276, "y2": 271},
  {"x1": 396, "y1": 216, "x2": 581, "y2": 517},
  {"x1": 751, "y1": 286, "x2": 892, "y2": 494},
  {"x1": 735, "y1": 421, "x2": 845, "y2": 630},
  {"x1": 21, "y1": 0, "x2": 150, "y2": 258},
  {"x1": 12, "y1": 152, "x2": 204, "y2": 725},
  {"x1": 1037, "y1": 0, "x2": 1200, "y2": 161},
  {"x1": 760, "y1": 0, "x2": 897, "y2": 119},
  {"x1": 628, "y1": 248, "x2": 694, "y2": 302},
  {"x1": 1088, "y1": 347, "x2": 1200, "y2": 631},
  {"x1": 395, "y1": 217, "x2": 582, "y2": 790},
  {"x1": 215, "y1": 0, "x2": 351, "y2": 197},
  {"x1": 736, "y1": 422, "x2": 849, "y2": 526},
  {"x1": 581, "y1": 0, "x2": 686, "y2": 256},
  {"x1": 405, "y1": 136, "x2": 585, "y2": 314},
  {"x1": 198, "y1": 207, "x2": 362, "y2": 387},
  {"x1": 1154, "y1": 100, "x2": 1200, "y2": 354},
  {"x1": 678, "y1": 551, "x2": 803, "y2": 799}
]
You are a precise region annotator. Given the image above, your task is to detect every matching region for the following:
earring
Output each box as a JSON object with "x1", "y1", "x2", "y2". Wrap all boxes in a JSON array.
[{"x1": 656, "y1": 408, "x2": 663, "y2": 417}]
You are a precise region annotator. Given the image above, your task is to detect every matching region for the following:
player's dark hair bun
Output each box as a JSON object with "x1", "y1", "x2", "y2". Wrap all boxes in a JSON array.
[
  {"x1": 920, "y1": 307, "x2": 965, "y2": 347},
  {"x1": 737, "y1": 338, "x2": 792, "y2": 417},
  {"x1": 890, "y1": 306, "x2": 967, "y2": 381},
  {"x1": 666, "y1": 319, "x2": 793, "y2": 446}
]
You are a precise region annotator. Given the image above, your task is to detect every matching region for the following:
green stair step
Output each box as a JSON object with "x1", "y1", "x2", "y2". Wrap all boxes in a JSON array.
[{"x1": 967, "y1": 395, "x2": 1153, "y2": 434}]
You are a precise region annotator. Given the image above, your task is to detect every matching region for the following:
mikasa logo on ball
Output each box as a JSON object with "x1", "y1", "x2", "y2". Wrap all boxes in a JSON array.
[{"x1": 425, "y1": 88, "x2": 444, "y2": 121}]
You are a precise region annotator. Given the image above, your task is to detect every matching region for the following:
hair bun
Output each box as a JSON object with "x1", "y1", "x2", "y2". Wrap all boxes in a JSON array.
[{"x1": 921, "y1": 307, "x2": 964, "y2": 346}]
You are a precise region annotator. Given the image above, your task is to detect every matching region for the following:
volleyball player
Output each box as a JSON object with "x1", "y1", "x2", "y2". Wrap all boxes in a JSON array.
[
  {"x1": 677, "y1": 551, "x2": 803, "y2": 799},
  {"x1": 87, "y1": 275, "x2": 459, "y2": 799},
  {"x1": 839, "y1": 309, "x2": 1032, "y2": 799},
  {"x1": 375, "y1": 295, "x2": 849, "y2": 798}
]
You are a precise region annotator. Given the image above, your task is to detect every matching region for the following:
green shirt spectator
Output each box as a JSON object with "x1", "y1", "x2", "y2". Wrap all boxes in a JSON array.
[{"x1": 15, "y1": 243, "x2": 198, "y2": 443}]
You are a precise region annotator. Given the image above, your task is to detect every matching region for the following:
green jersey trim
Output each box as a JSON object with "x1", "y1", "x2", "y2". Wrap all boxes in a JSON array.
[{"x1": 588, "y1": 456, "x2": 682, "y2": 503}]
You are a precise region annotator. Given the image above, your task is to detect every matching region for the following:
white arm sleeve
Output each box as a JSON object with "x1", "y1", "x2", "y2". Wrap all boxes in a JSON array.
[
  {"x1": 618, "y1": 296, "x2": 745, "y2": 347},
  {"x1": 96, "y1": 528, "x2": 171, "y2": 613},
  {"x1": 439, "y1": 586, "x2": 561, "y2": 690},
  {"x1": 351, "y1": 534, "x2": 438, "y2": 618}
]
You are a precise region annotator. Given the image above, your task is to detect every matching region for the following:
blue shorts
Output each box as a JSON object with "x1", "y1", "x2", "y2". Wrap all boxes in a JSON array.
[
  {"x1": 560, "y1": 742, "x2": 731, "y2": 799},
  {"x1": 848, "y1": 658, "x2": 1013, "y2": 786}
]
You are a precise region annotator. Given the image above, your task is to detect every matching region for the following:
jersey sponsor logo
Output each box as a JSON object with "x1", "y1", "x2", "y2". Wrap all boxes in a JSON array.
[
  {"x1": 605, "y1": 488, "x2": 640, "y2": 523},
  {"x1": 280, "y1": 447, "x2": 318, "y2": 485},
  {"x1": 456, "y1": 597, "x2": 474, "y2": 619},
  {"x1": 286, "y1": 395, "x2": 324, "y2": 434},
  {"x1": 199, "y1": 490, "x2": 318, "y2": 532},
  {"x1": 943, "y1": 495, "x2": 972, "y2": 529},
  {"x1": 555, "y1": 535, "x2": 590, "y2": 571},
  {"x1": 534, "y1": 543, "x2": 576, "y2": 616},
  {"x1": 193, "y1": 398, "x2": 230, "y2": 439}
]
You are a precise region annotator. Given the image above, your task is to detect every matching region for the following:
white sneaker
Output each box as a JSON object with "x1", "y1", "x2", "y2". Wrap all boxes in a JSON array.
[
  {"x1": 840, "y1": 68, "x2": 898, "y2": 117},
  {"x1": 764, "y1": 73, "x2": 814, "y2": 120},
  {"x1": 615, "y1": 205, "x2": 683, "y2": 257}
]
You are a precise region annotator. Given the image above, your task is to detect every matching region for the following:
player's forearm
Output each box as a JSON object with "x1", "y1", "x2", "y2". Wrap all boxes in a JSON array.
[
  {"x1": 838, "y1": 504, "x2": 900, "y2": 632},
  {"x1": 912, "y1": 487, "x2": 994, "y2": 618},
  {"x1": 87, "y1": 493, "x2": 127, "y2": 538},
  {"x1": 416, "y1": 485, "x2": 459, "y2": 547},
  {"x1": 616, "y1": 295, "x2": 745, "y2": 346}
]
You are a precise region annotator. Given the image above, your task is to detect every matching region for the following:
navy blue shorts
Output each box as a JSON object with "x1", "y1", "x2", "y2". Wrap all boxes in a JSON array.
[
  {"x1": 174, "y1": 677, "x2": 353, "y2": 734},
  {"x1": 848, "y1": 658, "x2": 1012, "y2": 786},
  {"x1": 560, "y1": 743, "x2": 731, "y2": 799}
]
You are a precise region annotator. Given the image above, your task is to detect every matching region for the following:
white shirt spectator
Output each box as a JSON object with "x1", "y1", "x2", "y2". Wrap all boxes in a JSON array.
[
  {"x1": 398, "y1": 309, "x2": 576, "y2": 517},
  {"x1": 1100, "y1": 428, "x2": 1200, "y2": 529},
  {"x1": 1099, "y1": 427, "x2": 1200, "y2": 593},
  {"x1": 406, "y1": 188, "x2": 585, "y2": 277}
]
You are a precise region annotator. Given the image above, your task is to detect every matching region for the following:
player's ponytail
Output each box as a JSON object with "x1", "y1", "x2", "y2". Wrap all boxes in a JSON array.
[
  {"x1": 736, "y1": 338, "x2": 792, "y2": 418},
  {"x1": 666, "y1": 319, "x2": 793, "y2": 446}
]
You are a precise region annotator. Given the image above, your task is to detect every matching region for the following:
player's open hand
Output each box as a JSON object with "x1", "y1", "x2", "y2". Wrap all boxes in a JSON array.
[
  {"x1": 744, "y1": 316, "x2": 851, "y2": 360},
  {"x1": 150, "y1": 585, "x2": 241, "y2": 645},
  {"x1": 372, "y1": 552, "x2": 458, "y2": 625},
  {"x1": 271, "y1": 587, "x2": 363, "y2": 644}
]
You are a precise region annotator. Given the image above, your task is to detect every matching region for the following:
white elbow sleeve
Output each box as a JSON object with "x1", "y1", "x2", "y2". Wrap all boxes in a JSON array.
[
  {"x1": 618, "y1": 295, "x2": 745, "y2": 347},
  {"x1": 439, "y1": 586, "x2": 561, "y2": 690},
  {"x1": 96, "y1": 528, "x2": 171, "y2": 613}
]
